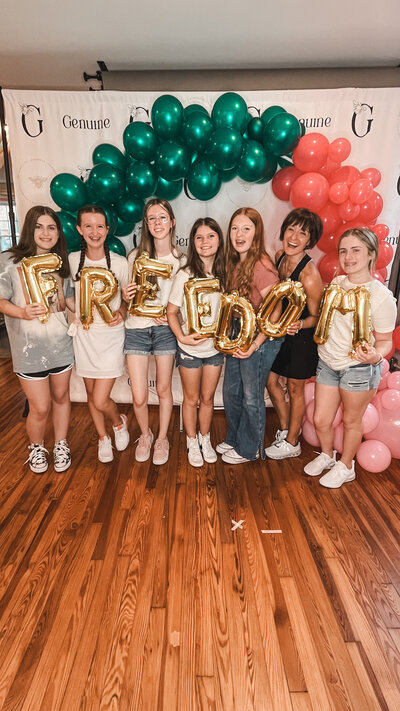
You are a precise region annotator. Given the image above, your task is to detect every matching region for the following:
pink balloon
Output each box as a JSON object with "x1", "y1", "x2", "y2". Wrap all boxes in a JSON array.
[
  {"x1": 329, "y1": 165, "x2": 360, "y2": 186},
  {"x1": 272, "y1": 166, "x2": 303, "y2": 201},
  {"x1": 381, "y1": 389, "x2": 400, "y2": 411},
  {"x1": 349, "y1": 178, "x2": 374, "y2": 205},
  {"x1": 364, "y1": 398, "x2": 400, "y2": 458},
  {"x1": 304, "y1": 382, "x2": 315, "y2": 405},
  {"x1": 301, "y1": 419, "x2": 320, "y2": 447},
  {"x1": 375, "y1": 241, "x2": 394, "y2": 270},
  {"x1": 362, "y1": 403, "x2": 380, "y2": 434},
  {"x1": 333, "y1": 423, "x2": 344, "y2": 453},
  {"x1": 359, "y1": 191, "x2": 383, "y2": 222},
  {"x1": 319, "y1": 160, "x2": 341, "y2": 179},
  {"x1": 356, "y1": 440, "x2": 392, "y2": 473},
  {"x1": 381, "y1": 358, "x2": 389, "y2": 376},
  {"x1": 328, "y1": 138, "x2": 351, "y2": 163},
  {"x1": 371, "y1": 270, "x2": 385, "y2": 284},
  {"x1": 387, "y1": 372, "x2": 400, "y2": 390},
  {"x1": 292, "y1": 133, "x2": 329, "y2": 172},
  {"x1": 318, "y1": 251, "x2": 344, "y2": 283},
  {"x1": 373, "y1": 224, "x2": 389, "y2": 241},
  {"x1": 329, "y1": 182, "x2": 349, "y2": 205},
  {"x1": 360, "y1": 167, "x2": 381, "y2": 188},
  {"x1": 339, "y1": 200, "x2": 360, "y2": 221},
  {"x1": 290, "y1": 173, "x2": 329, "y2": 212},
  {"x1": 377, "y1": 371, "x2": 389, "y2": 391}
]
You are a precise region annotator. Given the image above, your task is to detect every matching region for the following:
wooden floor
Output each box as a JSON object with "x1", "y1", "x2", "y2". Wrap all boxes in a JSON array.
[{"x1": 0, "y1": 358, "x2": 400, "y2": 711}]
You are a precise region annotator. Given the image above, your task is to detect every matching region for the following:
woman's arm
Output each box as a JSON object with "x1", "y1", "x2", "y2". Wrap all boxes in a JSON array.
[
  {"x1": 354, "y1": 331, "x2": 394, "y2": 364},
  {"x1": 0, "y1": 297, "x2": 46, "y2": 320},
  {"x1": 286, "y1": 262, "x2": 323, "y2": 335},
  {"x1": 166, "y1": 302, "x2": 207, "y2": 346}
]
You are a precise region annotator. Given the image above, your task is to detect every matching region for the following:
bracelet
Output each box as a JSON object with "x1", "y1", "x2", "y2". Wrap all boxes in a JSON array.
[
  {"x1": 374, "y1": 353, "x2": 384, "y2": 365},
  {"x1": 298, "y1": 320, "x2": 303, "y2": 330}
]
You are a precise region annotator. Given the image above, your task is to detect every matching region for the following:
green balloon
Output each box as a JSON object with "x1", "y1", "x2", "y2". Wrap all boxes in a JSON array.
[
  {"x1": 115, "y1": 217, "x2": 135, "y2": 237},
  {"x1": 126, "y1": 161, "x2": 158, "y2": 198},
  {"x1": 257, "y1": 155, "x2": 278, "y2": 183},
  {"x1": 92, "y1": 143, "x2": 126, "y2": 172},
  {"x1": 247, "y1": 117, "x2": 265, "y2": 143},
  {"x1": 184, "y1": 104, "x2": 209, "y2": 117},
  {"x1": 115, "y1": 194, "x2": 144, "y2": 223},
  {"x1": 155, "y1": 140, "x2": 190, "y2": 181},
  {"x1": 181, "y1": 112, "x2": 214, "y2": 153},
  {"x1": 263, "y1": 113, "x2": 301, "y2": 157},
  {"x1": 187, "y1": 158, "x2": 221, "y2": 201},
  {"x1": 56, "y1": 211, "x2": 82, "y2": 251},
  {"x1": 87, "y1": 163, "x2": 125, "y2": 204},
  {"x1": 107, "y1": 235, "x2": 126, "y2": 256},
  {"x1": 123, "y1": 122, "x2": 158, "y2": 162},
  {"x1": 220, "y1": 166, "x2": 238, "y2": 183},
  {"x1": 151, "y1": 95, "x2": 184, "y2": 139},
  {"x1": 278, "y1": 156, "x2": 293, "y2": 168},
  {"x1": 207, "y1": 127, "x2": 243, "y2": 171},
  {"x1": 237, "y1": 140, "x2": 268, "y2": 182},
  {"x1": 261, "y1": 105, "x2": 287, "y2": 125},
  {"x1": 211, "y1": 92, "x2": 248, "y2": 134},
  {"x1": 155, "y1": 176, "x2": 183, "y2": 200},
  {"x1": 300, "y1": 122, "x2": 306, "y2": 136},
  {"x1": 50, "y1": 173, "x2": 88, "y2": 212}
]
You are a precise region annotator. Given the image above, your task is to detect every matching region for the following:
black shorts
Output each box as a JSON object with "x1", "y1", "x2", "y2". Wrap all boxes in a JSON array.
[{"x1": 16, "y1": 363, "x2": 73, "y2": 381}]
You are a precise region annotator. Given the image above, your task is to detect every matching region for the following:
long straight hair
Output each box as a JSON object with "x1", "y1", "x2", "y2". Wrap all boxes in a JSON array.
[
  {"x1": 185, "y1": 217, "x2": 225, "y2": 289},
  {"x1": 137, "y1": 198, "x2": 179, "y2": 259},
  {"x1": 8, "y1": 206, "x2": 70, "y2": 278}
]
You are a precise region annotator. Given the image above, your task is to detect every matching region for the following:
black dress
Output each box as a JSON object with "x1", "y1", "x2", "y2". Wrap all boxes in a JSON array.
[{"x1": 270, "y1": 254, "x2": 319, "y2": 380}]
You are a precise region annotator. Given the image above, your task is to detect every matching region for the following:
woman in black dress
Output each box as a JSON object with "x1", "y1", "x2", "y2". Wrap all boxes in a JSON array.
[{"x1": 265, "y1": 208, "x2": 323, "y2": 459}]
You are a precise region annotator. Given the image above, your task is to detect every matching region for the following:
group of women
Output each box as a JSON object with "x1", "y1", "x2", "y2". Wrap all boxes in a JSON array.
[{"x1": 0, "y1": 197, "x2": 397, "y2": 489}]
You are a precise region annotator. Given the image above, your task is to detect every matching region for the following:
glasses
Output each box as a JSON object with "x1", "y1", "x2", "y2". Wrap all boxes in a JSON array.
[{"x1": 146, "y1": 215, "x2": 170, "y2": 225}]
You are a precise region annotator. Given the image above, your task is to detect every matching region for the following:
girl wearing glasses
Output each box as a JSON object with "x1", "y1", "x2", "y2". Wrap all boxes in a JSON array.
[{"x1": 123, "y1": 198, "x2": 184, "y2": 465}]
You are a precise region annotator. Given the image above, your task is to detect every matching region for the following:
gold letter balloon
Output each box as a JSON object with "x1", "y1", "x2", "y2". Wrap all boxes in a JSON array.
[
  {"x1": 257, "y1": 280, "x2": 306, "y2": 338},
  {"x1": 80, "y1": 267, "x2": 118, "y2": 330},
  {"x1": 214, "y1": 292, "x2": 256, "y2": 354},
  {"x1": 184, "y1": 277, "x2": 221, "y2": 337},
  {"x1": 21, "y1": 253, "x2": 62, "y2": 323},
  {"x1": 129, "y1": 251, "x2": 172, "y2": 318},
  {"x1": 314, "y1": 284, "x2": 371, "y2": 355}
]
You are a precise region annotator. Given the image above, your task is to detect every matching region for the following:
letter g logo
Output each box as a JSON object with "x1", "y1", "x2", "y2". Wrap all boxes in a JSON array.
[
  {"x1": 21, "y1": 104, "x2": 44, "y2": 138},
  {"x1": 351, "y1": 103, "x2": 374, "y2": 138}
]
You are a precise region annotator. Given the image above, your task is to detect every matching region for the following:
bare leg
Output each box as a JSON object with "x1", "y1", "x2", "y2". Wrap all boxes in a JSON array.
[
  {"x1": 179, "y1": 366, "x2": 202, "y2": 438},
  {"x1": 340, "y1": 387, "x2": 377, "y2": 469},
  {"x1": 126, "y1": 354, "x2": 150, "y2": 435},
  {"x1": 18, "y1": 376, "x2": 51, "y2": 444},
  {"x1": 286, "y1": 378, "x2": 306, "y2": 446},
  {"x1": 83, "y1": 377, "x2": 118, "y2": 438},
  {"x1": 198, "y1": 364, "x2": 222, "y2": 436},
  {"x1": 313, "y1": 383, "x2": 342, "y2": 457},
  {"x1": 49, "y1": 369, "x2": 71, "y2": 441},
  {"x1": 266, "y1": 371, "x2": 289, "y2": 430},
  {"x1": 155, "y1": 354, "x2": 175, "y2": 440}
]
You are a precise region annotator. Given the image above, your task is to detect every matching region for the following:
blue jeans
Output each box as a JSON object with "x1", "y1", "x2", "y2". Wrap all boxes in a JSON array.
[{"x1": 223, "y1": 336, "x2": 284, "y2": 460}]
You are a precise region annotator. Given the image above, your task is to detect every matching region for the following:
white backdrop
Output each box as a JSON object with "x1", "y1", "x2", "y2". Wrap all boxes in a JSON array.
[{"x1": 3, "y1": 88, "x2": 400, "y2": 404}]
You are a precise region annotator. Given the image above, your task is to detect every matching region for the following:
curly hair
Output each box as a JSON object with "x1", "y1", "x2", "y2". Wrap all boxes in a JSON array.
[
  {"x1": 225, "y1": 207, "x2": 274, "y2": 300},
  {"x1": 184, "y1": 217, "x2": 225, "y2": 289},
  {"x1": 8, "y1": 206, "x2": 70, "y2": 278}
]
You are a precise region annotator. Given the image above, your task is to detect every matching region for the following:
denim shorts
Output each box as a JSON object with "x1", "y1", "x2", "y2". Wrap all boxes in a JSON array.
[
  {"x1": 124, "y1": 325, "x2": 177, "y2": 356},
  {"x1": 316, "y1": 358, "x2": 382, "y2": 392},
  {"x1": 176, "y1": 346, "x2": 224, "y2": 369}
]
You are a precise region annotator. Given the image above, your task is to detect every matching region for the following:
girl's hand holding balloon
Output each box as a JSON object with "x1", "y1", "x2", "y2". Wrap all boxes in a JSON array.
[
  {"x1": 286, "y1": 319, "x2": 302, "y2": 336},
  {"x1": 122, "y1": 282, "x2": 137, "y2": 302},
  {"x1": 179, "y1": 332, "x2": 208, "y2": 347},
  {"x1": 23, "y1": 302, "x2": 47, "y2": 320}
]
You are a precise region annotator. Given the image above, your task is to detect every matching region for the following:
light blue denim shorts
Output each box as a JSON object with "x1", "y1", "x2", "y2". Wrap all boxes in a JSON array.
[
  {"x1": 316, "y1": 358, "x2": 382, "y2": 392},
  {"x1": 124, "y1": 325, "x2": 176, "y2": 356}
]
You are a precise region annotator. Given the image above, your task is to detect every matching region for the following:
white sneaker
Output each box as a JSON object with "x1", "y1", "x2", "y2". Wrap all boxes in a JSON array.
[
  {"x1": 53, "y1": 439, "x2": 71, "y2": 472},
  {"x1": 25, "y1": 443, "x2": 48, "y2": 474},
  {"x1": 265, "y1": 439, "x2": 301, "y2": 460},
  {"x1": 216, "y1": 441, "x2": 233, "y2": 454},
  {"x1": 304, "y1": 451, "x2": 337, "y2": 477},
  {"x1": 222, "y1": 448, "x2": 259, "y2": 464},
  {"x1": 113, "y1": 413, "x2": 130, "y2": 451},
  {"x1": 198, "y1": 432, "x2": 217, "y2": 463},
  {"x1": 187, "y1": 436, "x2": 204, "y2": 467},
  {"x1": 98, "y1": 435, "x2": 113, "y2": 463},
  {"x1": 271, "y1": 428, "x2": 288, "y2": 446},
  {"x1": 319, "y1": 460, "x2": 355, "y2": 488}
]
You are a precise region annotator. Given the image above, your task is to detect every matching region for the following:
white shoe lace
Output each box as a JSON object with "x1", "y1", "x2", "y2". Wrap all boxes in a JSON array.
[
  {"x1": 25, "y1": 444, "x2": 48, "y2": 467},
  {"x1": 54, "y1": 441, "x2": 70, "y2": 466}
]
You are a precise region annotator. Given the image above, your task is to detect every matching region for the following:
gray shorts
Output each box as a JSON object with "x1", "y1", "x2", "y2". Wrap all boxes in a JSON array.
[
  {"x1": 176, "y1": 346, "x2": 224, "y2": 369},
  {"x1": 316, "y1": 358, "x2": 382, "y2": 392}
]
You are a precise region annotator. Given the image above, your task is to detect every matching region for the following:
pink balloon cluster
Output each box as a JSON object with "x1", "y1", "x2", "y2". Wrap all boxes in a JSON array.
[
  {"x1": 271, "y1": 133, "x2": 393, "y2": 284},
  {"x1": 302, "y1": 363, "x2": 400, "y2": 474}
]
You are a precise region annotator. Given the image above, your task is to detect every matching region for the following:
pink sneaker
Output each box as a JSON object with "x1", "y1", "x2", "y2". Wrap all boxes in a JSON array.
[
  {"x1": 135, "y1": 429, "x2": 154, "y2": 462},
  {"x1": 153, "y1": 438, "x2": 169, "y2": 465}
]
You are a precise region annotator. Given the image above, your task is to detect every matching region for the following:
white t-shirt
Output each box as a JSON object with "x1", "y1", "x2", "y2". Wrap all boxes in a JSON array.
[
  {"x1": 168, "y1": 267, "x2": 222, "y2": 358},
  {"x1": 318, "y1": 275, "x2": 397, "y2": 370},
  {"x1": 125, "y1": 249, "x2": 184, "y2": 330}
]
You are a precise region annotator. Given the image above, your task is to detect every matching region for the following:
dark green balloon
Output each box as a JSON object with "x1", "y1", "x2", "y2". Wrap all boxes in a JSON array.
[
  {"x1": 184, "y1": 104, "x2": 209, "y2": 117},
  {"x1": 220, "y1": 166, "x2": 238, "y2": 183},
  {"x1": 126, "y1": 161, "x2": 158, "y2": 198},
  {"x1": 155, "y1": 140, "x2": 190, "y2": 181},
  {"x1": 155, "y1": 176, "x2": 183, "y2": 200},
  {"x1": 261, "y1": 105, "x2": 287, "y2": 125},
  {"x1": 211, "y1": 92, "x2": 248, "y2": 133},
  {"x1": 181, "y1": 112, "x2": 214, "y2": 153},
  {"x1": 87, "y1": 163, "x2": 125, "y2": 204},
  {"x1": 107, "y1": 235, "x2": 126, "y2": 256},
  {"x1": 56, "y1": 211, "x2": 81, "y2": 251},
  {"x1": 257, "y1": 155, "x2": 278, "y2": 183},
  {"x1": 123, "y1": 122, "x2": 158, "y2": 162},
  {"x1": 92, "y1": 143, "x2": 126, "y2": 172},
  {"x1": 237, "y1": 140, "x2": 267, "y2": 182},
  {"x1": 263, "y1": 113, "x2": 301, "y2": 157},
  {"x1": 115, "y1": 218, "x2": 135, "y2": 237},
  {"x1": 50, "y1": 173, "x2": 88, "y2": 212},
  {"x1": 151, "y1": 95, "x2": 184, "y2": 139},
  {"x1": 187, "y1": 158, "x2": 221, "y2": 201},
  {"x1": 300, "y1": 122, "x2": 306, "y2": 136},
  {"x1": 207, "y1": 128, "x2": 243, "y2": 171},
  {"x1": 278, "y1": 156, "x2": 293, "y2": 168},
  {"x1": 247, "y1": 117, "x2": 265, "y2": 143},
  {"x1": 115, "y1": 194, "x2": 144, "y2": 224}
]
